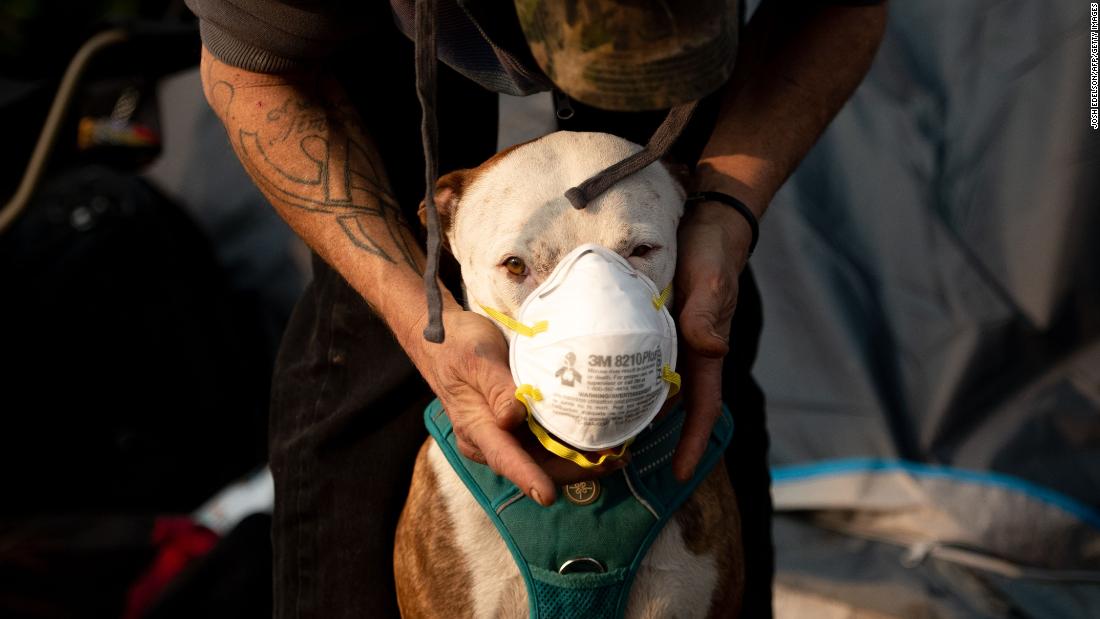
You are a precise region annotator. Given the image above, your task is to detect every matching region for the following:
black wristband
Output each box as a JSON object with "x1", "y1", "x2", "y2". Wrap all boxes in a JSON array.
[{"x1": 686, "y1": 191, "x2": 760, "y2": 257}]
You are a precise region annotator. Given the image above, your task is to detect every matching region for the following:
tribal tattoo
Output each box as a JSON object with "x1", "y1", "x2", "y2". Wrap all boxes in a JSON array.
[{"x1": 208, "y1": 74, "x2": 421, "y2": 272}]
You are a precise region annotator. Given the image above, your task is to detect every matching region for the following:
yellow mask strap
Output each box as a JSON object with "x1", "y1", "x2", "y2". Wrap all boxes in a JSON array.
[
  {"x1": 480, "y1": 305, "x2": 548, "y2": 337},
  {"x1": 662, "y1": 364, "x2": 681, "y2": 397},
  {"x1": 652, "y1": 284, "x2": 672, "y2": 310},
  {"x1": 514, "y1": 384, "x2": 631, "y2": 469},
  {"x1": 652, "y1": 286, "x2": 677, "y2": 396}
]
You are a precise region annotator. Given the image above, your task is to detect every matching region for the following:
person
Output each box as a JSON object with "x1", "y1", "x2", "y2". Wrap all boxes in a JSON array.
[{"x1": 184, "y1": 0, "x2": 887, "y2": 616}]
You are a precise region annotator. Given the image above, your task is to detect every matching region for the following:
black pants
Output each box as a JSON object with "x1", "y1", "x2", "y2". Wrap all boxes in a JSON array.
[{"x1": 269, "y1": 19, "x2": 773, "y2": 619}]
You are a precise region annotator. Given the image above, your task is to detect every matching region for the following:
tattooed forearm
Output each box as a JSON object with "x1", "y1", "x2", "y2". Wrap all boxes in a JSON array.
[
  {"x1": 235, "y1": 122, "x2": 419, "y2": 269},
  {"x1": 206, "y1": 71, "x2": 422, "y2": 273},
  {"x1": 265, "y1": 97, "x2": 328, "y2": 145}
]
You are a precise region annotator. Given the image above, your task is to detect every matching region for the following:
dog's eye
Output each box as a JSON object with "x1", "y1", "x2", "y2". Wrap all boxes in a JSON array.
[
  {"x1": 630, "y1": 244, "x2": 655, "y2": 258},
  {"x1": 503, "y1": 256, "x2": 528, "y2": 276}
]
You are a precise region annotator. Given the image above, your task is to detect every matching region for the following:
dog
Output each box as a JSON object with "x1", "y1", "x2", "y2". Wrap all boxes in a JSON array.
[{"x1": 394, "y1": 131, "x2": 743, "y2": 618}]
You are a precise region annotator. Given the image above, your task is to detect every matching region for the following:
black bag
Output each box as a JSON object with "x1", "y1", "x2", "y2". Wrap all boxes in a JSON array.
[{"x1": 0, "y1": 164, "x2": 269, "y2": 514}]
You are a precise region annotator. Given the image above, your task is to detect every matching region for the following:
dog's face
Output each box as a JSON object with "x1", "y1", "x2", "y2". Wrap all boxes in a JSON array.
[{"x1": 423, "y1": 131, "x2": 686, "y2": 322}]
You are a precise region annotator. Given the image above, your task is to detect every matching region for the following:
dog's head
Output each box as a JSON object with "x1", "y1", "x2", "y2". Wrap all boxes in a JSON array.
[{"x1": 420, "y1": 131, "x2": 686, "y2": 322}]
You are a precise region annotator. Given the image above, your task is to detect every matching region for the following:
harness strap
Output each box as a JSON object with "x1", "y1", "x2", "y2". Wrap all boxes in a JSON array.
[{"x1": 425, "y1": 399, "x2": 734, "y2": 619}]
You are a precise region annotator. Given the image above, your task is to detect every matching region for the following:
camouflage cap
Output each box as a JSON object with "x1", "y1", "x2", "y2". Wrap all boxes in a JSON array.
[{"x1": 514, "y1": 0, "x2": 739, "y2": 111}]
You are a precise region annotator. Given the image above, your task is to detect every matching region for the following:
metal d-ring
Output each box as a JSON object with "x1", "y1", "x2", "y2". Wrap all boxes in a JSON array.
[{"x1": 558, "y1": 557, "x2": 606, "y2": 574}]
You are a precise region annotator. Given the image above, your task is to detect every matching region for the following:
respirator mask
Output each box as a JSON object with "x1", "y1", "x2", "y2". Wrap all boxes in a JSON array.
[{"x1": 481, "y1": 244, "x2": 680, "y2": 468}]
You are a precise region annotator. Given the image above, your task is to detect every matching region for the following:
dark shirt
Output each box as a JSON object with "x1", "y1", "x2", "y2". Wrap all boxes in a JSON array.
[{"x1": 184, "y1": 0, "x2": 552, "y2": 95}]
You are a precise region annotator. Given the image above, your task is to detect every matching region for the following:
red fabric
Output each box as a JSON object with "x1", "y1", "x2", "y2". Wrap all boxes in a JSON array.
[{"x1": 123, "y1": 517, "x2": 219, "y2": 619}]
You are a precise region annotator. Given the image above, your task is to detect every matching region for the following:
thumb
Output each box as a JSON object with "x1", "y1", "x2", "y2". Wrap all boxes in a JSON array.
[
  {"x1": 475, "y1": 351, "x2": 525, "y2": 429},
  {"x1": 678, "y1": 288, "x2": 731, "y2": 359}
]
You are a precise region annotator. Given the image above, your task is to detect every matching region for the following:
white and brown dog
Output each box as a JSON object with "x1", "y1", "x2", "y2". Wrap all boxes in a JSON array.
[{"x1": 395, "y1": 131, "x2": 743, "y2": 618}]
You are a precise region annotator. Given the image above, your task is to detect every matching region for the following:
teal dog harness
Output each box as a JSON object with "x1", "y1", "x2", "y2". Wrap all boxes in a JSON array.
[{"x1": 425, "y1": 399, "x2": 734, "y2": 618}]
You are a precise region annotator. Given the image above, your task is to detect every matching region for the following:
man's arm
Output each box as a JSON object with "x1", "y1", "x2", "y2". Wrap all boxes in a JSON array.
[
  {"x1": 699, "y1": 2, "x2": 889, "y2": 214},
  {"x1": 199, "y1": 48, "x2": 571, "y2": 505},
  {"x1": 673, "y1": 2, "x2": 889, "y2": 480},
  {"x1": 200, "y1": 47, "x2": 429, "y2": 330}
]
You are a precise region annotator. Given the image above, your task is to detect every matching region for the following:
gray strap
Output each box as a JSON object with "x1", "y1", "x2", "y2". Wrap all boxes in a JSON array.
[
  {"x1": 415, "y1": 0, "x2": 445, "y2": 343},
  {"x1": 564, "y1": 101, "x2": 699, "y2": 209}
]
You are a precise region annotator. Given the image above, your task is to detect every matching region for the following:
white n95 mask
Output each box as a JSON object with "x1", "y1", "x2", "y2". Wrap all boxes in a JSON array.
[{"x1": 480, "y1": 243, "x2": 680, "y2": 469}]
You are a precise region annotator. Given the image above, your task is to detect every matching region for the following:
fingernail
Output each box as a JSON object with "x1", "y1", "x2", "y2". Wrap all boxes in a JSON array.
[{"x1": 530, "y1": 488, "x2": 545, "y2": 506}]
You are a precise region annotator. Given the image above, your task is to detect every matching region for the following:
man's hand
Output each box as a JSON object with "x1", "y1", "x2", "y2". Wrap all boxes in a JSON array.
[
  {"x1": 672, "y1": 199, "x2": 754, "y2": 482},
  {"x1": 405, "y1": 307, "x2": 625, "y2": 507}
]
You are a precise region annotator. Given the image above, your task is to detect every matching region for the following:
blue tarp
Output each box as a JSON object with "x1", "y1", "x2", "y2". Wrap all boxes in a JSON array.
[{"x1": 754, "y1": 1, "x2": 1100, "y2": 616}]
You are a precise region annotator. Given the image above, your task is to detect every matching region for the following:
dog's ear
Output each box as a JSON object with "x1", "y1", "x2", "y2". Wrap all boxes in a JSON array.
[{"x1": 418, "y1": 169, "x2": 467, "y2": 251}]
